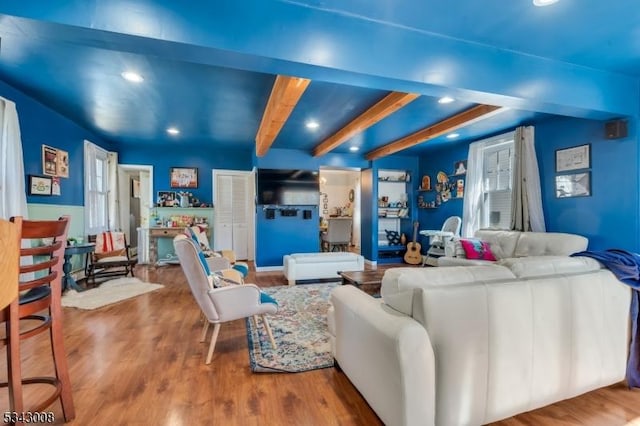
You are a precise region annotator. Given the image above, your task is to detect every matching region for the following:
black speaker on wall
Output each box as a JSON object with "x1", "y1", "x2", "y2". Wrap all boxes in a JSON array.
[{"x1": 605, "y1": 119, "x2": 628, "y2": 139}]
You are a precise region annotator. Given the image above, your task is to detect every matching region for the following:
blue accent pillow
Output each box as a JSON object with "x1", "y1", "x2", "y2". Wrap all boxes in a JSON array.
[
  {"x1": 198, "y1": 251, "x2": 211, "y2": 276},
  {"x1": 232, "y1": 263, "x2": 249, "y2": 277},
  {"x1": 259, "y1": 291, "x2": 278, "y2": 306}
]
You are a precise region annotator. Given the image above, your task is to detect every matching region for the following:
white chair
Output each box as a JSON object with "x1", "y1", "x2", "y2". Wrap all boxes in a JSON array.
[
  {"x1": 173, "y1": 236, "x2": 277, "y2": 364},
  {"x1": 321, "y1": 218, "x2": 353, "y2": 252},
  {"x1": 420, "y1": 216, "x2": 462, "y2": 266}
]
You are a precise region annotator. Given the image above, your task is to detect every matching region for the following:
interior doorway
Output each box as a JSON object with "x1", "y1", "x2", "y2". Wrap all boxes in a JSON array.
[
  {"x1": 117, "y1": 164, "x2": 153, "y2": 261},
  {"x1": 319, "y1": 167, "x2": 361, "y2": 252}
]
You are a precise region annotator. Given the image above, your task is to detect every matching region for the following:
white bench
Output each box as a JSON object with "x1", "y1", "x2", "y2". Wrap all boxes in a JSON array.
[{"x1": 283, "y1": 252, "x2": 365, "y2": 286}]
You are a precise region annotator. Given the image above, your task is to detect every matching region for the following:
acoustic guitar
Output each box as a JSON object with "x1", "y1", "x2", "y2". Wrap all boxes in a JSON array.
[{"x1": 404, "y1": 221, "x2": 422, "y2": 265}]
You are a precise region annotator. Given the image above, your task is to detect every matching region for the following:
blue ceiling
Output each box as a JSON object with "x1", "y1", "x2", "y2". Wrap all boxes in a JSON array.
[{"x1": 0, "y1": 0, "x2": 637, "y2": 156}]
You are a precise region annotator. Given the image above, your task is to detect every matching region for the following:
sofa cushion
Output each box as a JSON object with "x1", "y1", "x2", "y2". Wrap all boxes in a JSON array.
[
  {"x1": 475, "y1": 230, "x2": 521, "y2": 259},
  {"x1": 445, "y1": 237, "x2": 467, "y2": 258},
  {"x1": 460, "y1": 238, "x2": 497, "y2": 261},
  {"x1": 514, "y1": 232, "x2": 588, "y2": 257},
  {"x1": 498, "y1": 255, "x2": 602, "y2": 278},
  {"x1": 381, "y1": 265, "x2": 516, "y2": 316}
]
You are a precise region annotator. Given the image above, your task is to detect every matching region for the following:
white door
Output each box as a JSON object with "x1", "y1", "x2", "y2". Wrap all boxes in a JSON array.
[{"x1": 213, "y1": 170, "x2": 254, "y2": 260}]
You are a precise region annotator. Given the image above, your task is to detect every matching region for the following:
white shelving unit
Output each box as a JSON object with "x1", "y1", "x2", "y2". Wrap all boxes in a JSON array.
[{"x1": 377, "y1": 169, "x2": 410, "y2": 262}]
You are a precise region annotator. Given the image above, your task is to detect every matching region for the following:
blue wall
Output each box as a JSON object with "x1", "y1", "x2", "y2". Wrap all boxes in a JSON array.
[
  {"x1": 253, "y1": 148, "x2": 370, "y2": 267},
  {"x1": 536, "y1": 116, "x2": 639, "y2": 251},
  {"x1": 0, "y1": 80, "x2": 112, "y2": 206},
  {"x1": 417, "y1": 142, "x2": 469, "y2": 247},
  {"x1": 119, "y1": 145, "x2": 253, "y2": 207}
]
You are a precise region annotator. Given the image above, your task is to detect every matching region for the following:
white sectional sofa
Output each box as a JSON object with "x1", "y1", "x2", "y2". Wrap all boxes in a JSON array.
[
  {"x1": 329, "y1": 251, "x2": 631, "y2": 425},
  {"x1": 283, "y1": 252, "x2": 364, "y2": 286},
  {"x1": 438, "y1": 229, "x2": 588, "y2": 266}
]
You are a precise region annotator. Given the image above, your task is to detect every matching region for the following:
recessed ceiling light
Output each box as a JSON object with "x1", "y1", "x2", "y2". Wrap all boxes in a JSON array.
[
  {"x1": 349, "y1": 146, "x2": 359, "y2": 152},
  {"x1": 166, "y1": 127, "x2": 180, "y2": 135},
  {"x1": 446, "y1": 133, "x2": 460, "y2": 139},
  {"x1": 438, "y1": 96, "x2": 455, "y2": 104},
  {"x1": 533, "y1": 0, "x2": 559, "y2": 6},
  {"x1": 121, "y1": 71, "x2": 144, "y2": 83},
  {"x1": 305, "y1": 120, "x2": 320, "y2": 130}
]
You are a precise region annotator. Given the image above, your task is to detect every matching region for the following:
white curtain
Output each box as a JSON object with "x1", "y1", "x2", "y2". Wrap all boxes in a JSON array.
[
  {"x1": 107, "y1": 151, "x2": 119, "y2": 231},
  {"x1": 510, "y1": 126, "x2": 545, "y2": 232},
  {"x1": 0, "y1": 97, "x2": 28, "y2": 220},
  {"x1": 461, "y1": 141, "x2": 484, "y2": 237}
]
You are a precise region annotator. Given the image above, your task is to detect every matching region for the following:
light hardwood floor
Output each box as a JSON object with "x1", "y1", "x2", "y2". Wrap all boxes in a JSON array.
[{"x1": 1, "y1": 262, "x2": 640, "y2": 425}]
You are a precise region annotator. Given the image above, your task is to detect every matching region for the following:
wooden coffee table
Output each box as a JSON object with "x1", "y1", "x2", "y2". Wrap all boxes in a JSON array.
[{"x1": 339, "y1": 270, "x2": 385, "y2": 296}]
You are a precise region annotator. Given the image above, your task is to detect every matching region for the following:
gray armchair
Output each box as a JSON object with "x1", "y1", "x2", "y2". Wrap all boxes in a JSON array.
[
  {"x1": 173, "y1": 235, "x2": 277, "y2": 364},
  {"x1": 321, "y1": 218, "x2": 353, "y2": 252}
]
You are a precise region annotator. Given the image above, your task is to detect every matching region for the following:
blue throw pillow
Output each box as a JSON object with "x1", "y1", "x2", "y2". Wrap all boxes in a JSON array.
[
  {"x1": 259, "y1": 291, "x2": 278, "y2": 306},
  {"x1": 198, "y1": 250, "x2": 211, "y2": 276},
  {"x1": 232, "y1": 263, "x2": 249, "y2": 277}
]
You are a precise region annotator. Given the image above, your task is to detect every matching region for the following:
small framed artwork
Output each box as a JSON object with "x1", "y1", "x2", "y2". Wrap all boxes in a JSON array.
[
  {"x1": 157, "y1": 191, "x2": 176, "y2": 207},
  {"x1": 51, "y1": 177, "x2": 61, "y2": 196},
  {"x1": 453, "y1": 160, "x2": 467, "y2": 175},
  {"x1": 555, "y1": 144, "x2": 590, "y2": 172},
  {"x1": 42, "y1": 145, "x2": 58, "y2": 176},
  {"x1": 555, "y1": 172, "x2": 591, "y2": 198},
  {"x1": 170, "y1": 167, "x2": 198, "y2": 188},
  {"x1": 56, "y1": 149, "x2": 69, "y2": 178},
  {"x1": 29, "y1": 175, "x2": 53, "y2": 195},
  {"x1": 131, "y1": 179, "x2": 141, "y2": 198}
]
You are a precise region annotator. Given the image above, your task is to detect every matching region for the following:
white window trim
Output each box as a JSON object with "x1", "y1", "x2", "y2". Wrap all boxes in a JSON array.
[{"x1": 84, "y1": 140, "x2": 109, "y2": 235}]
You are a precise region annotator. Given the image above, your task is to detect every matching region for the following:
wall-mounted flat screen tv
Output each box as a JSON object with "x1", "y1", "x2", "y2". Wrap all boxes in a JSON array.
[{"x1": 257, "y1": 168, "x2": 319, "y2": 205}]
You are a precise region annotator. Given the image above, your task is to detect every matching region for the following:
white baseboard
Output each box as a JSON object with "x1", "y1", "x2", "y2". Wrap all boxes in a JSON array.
[{"x1": 255, "y1": 265, "x2": 284, "y2": 272}]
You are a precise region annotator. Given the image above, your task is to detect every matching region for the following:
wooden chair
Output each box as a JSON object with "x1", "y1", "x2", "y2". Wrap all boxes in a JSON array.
[
  {"x1": 0, "y1": 216, "x2": 75, "y2": 423},
  {"x1": 86, "y1": 231, "x2": 137, "y2": 286}
]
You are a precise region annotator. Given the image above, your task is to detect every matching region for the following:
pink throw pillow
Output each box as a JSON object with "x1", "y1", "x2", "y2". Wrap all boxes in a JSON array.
[{"x1": 459, "y1": 239, "x2": 496, "y2": 261}]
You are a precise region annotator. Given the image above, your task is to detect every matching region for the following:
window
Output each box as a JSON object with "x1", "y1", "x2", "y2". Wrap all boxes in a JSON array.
[
  {"x1": 481, "y1": 134, "x2": 514, "y2": 229},
  {"x1": 462, "y1": 131, "x2": 515, "y2": 236},
  {"x1": 84, "y1": 140, "x2": 109, "y2": 235}
]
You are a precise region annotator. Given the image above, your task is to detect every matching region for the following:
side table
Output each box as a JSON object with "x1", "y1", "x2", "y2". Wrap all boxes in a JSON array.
[
  {"x1": 63, "y1": 243, "x2": 95, "y2": 292},
  {"x1": 339, "y1": 270, "x2": 386, "y2": 296}
]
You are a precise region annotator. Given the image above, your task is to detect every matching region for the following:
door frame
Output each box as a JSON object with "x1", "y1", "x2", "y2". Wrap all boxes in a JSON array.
[
  {"x1": 212, "y1": 169, "x2": 256, "y2": 261},
  {"x1": 118, "y1": 164, "x2": 153, "y2": 261}
]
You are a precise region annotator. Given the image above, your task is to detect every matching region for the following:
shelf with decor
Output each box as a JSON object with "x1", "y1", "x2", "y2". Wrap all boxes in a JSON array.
[{"x1": 377, "y1": 169, "x2": 411, "y2": 255}]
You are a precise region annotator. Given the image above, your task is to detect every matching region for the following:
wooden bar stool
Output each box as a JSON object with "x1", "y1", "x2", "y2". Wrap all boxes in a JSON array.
[{"x1": 0, "y1": 216, "x2": 75, "y2": 423}]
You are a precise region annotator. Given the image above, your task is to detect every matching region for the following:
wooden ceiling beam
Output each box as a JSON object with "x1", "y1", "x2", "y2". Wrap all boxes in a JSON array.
[
  {"x1": 312, "y1": 92, "x2": 420, "y2": 157},
  {"x1": 365, "y1": 104, "x2": 503, "y2": 160},
  {"x1": 255, "y1": 75, "x2": 311, "y2": 157}
]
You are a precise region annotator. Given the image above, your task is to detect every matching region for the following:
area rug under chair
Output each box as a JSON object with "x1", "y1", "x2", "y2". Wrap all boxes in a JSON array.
[
  {"x1": 62, "y1": 277, "x2": 164, "y2": 310},
  {"x1": 246, "y1": 282, "x2": 337, "y2": 373}
]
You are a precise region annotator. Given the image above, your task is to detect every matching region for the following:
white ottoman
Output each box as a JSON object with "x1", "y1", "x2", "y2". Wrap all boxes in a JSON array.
[{"x1": 283, "y1": 252, "x2": 365, "y2": 286}]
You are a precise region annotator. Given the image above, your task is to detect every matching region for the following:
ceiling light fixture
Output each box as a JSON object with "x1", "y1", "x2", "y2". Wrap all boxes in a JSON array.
[
  {"x1": 533, "y1": 0, "x2": 559, "y2": 6},
  {"x1": 438, "y1": 96, "x2": 455, "y2": 104},
  {"x1": 121, "y1": 71, "x2": 144, "y2": 83},
  {"x1": 305, "y1": 120, "x2": 320, "y2": 130},
  {"x1": 446, "y1": 133, "x2": 460, "y2": 139},
  {"x1": 166, "y1": 127, "x2": 180, "y2": 135},
  {"x1": 349, "y1": 146, "x2": 359, "y2": 152}
]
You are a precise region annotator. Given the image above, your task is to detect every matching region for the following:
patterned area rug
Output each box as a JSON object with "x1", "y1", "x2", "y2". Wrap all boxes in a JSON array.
[
  {"x1": 246, "y1": 282, "x2": 337, "y2": 373},
  {"x1": 62, "y1": 277, "x2": 164, "y2": 310}
]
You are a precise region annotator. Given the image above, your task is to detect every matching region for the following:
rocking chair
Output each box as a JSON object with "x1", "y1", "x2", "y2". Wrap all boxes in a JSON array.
[{"x1": 85, "y1": 231, "x2": 137, "y2": 286}]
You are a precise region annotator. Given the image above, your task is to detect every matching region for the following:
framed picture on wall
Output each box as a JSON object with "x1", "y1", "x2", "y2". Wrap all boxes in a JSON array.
[
  {"x1": 453, "y1": 160, "x2": 467, "y2": 175},
  {"x1": 555, "y1": 144, "x2": 590, "y2": 172},
  {"x1": 29, "y1": 175, "x2": 53, "y2": 195},
  {"x1": 56, "y1": 149, "x2": 69, "y2": 178},
  {"x1": 170, "y1": 167, "x2": 198, "y2": 188},
  {"x1": 555, "y1": 172, "x2": 591, "y2": 198},
  {"x1": 42, "y1": 145, "x2": 58, "y2": 176}
]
